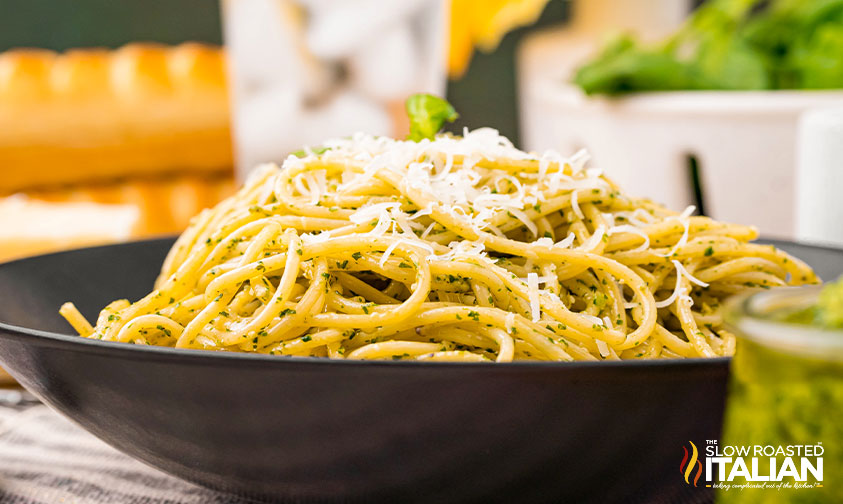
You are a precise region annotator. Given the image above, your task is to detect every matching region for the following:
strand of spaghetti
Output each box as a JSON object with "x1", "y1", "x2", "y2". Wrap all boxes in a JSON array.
[
  {"x1": 693, "y1": 257, "x2": 787, "y2": 283},
  {"x1": 275, "y1": 329, "x2": 346, "y2": 356},
  {"x1": 605, "y1": 218, "x2": 756, "y2": 252},
  {"x1": 335, "y1": 272, "x2": 400, "y2": 304},
  {"x1": 669, "y1": 260, "x2": 716, "y2": 357},
  {"x1": 306, "y1": 237, "x2": 432, "y2": 329},
  {"x1": 250, "y1": 258, "x2": 330, "y2": 348},
  {"x1": 389, "y1": 305, "x2": 590, "y2": 361},
  {"x1": 59, "y1": 303, "x2": 94, "y2": 337},
  {"x1": 346, "y1": 341, "x2": 442, "y2": 360},
  {"x1": 116, "y1": 314, "x2": 184, "y2": 344},
  {"x1": 416, "y1": 351, "x2": 489, "y2": 362},
  {"x1": 220, "y1": 232, "x2": 303, "y2": 341}
]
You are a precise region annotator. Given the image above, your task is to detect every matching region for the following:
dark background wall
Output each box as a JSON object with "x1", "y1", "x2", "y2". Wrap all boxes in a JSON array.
[
  {"x1": 0, "y1": 0, "x2": 571, "y2": 146},
  {"x1": 0, "y1": 0, "x2": 224, "y2": 49}
]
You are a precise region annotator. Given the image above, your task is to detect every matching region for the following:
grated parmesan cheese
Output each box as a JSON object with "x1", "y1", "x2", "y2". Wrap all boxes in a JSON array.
[
  {"x1": 655, "y1": 259, "x2": 709, "y2": 309},
  {"x1": 596, "y1": 339, "x2": 610, "y2": 358},
  {"x1": 673, "y1": 259, "x2": 709, "y2": 288},
  {"x1": 433, "y1": 241, "x2": 486, "y2": 262},
  {"x1": 655, "y1": 276, "x2": 685, "y2": 309},
  {"x1": 378, "y1": 239, "x2": 405, "y2": 267},
  {"x1": 607, "y1": 225, "x2": 651, "y2": 253},
  {"x1": 505, "y1": 312, "x2": 516, "y2": 334},
  {"x1": 578, "y1": 225, "x2": 606, "y2": 252},
  {"x1": 662, "y1": 206, "x2": 695, "y2": 258},
  {"x1": 570, "y1": 190, "x2": 584, "y2": 220},
  {"x1": 535, "y1": 237, "x2": 554, "y2": 248},
  {"x1": 508, "y1": 208, "x2": 538, "y2": 237},
  {"x1": 486, "y1": 224, "x2": 506, "y2": 238},
  {"x1": 581, "y1": 313, "x2": 604, "y2": 326},
  {"x1": 568, "y1": 149, "x2": 591, "y2": 173},
  {"x1": 555, "y1": 232, "x2": 576, "y2": 249},
  {"x1": 349, "y1": 202, "x2": 400, "y2": 225},
  {"x1": 420, "y1": 222, "x2": 436, "y2": 239},
  {"x1": 408, "y1": 206, "x2": 432, "y2": 220},
  {"x1": 527, "y1": 272, "x2": 541, "y2": 322}
]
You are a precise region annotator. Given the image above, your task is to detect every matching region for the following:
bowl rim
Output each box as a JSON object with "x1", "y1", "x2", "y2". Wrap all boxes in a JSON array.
[{"x1": 0, "y1": 318, "x2": 731, "y2": 370}]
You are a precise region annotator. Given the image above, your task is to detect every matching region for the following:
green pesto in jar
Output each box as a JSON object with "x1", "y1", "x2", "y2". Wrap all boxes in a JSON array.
[
  {"x1": 720, "y1": 279, "x2": 843, "y2": 504},
  {"x1": 780, "y1": 278, "x2": 843, "y2": 329}
]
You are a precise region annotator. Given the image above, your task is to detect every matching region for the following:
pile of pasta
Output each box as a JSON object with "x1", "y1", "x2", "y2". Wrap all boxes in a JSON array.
[{"x1": 62, "y1": 129, "x2": 817, "y2": 361}]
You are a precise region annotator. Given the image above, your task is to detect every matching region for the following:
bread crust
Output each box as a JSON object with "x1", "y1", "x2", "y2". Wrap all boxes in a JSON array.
[{"x1": 0, "y1": 43, "x2": 233, "y2": 192}]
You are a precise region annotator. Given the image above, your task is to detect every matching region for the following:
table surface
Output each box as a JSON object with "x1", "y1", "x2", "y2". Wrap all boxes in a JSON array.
[{"x1": 0, "y1": 396, "x2": 256, "y2": 504}]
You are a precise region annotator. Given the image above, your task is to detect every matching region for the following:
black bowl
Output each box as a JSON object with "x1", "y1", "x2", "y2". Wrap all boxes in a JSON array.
[{"x1": 0, "y1": 238, "x2": 839, "y2": 503}]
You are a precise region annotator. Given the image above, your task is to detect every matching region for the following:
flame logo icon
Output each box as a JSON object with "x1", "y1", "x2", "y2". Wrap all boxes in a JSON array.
[{"x1": 680, "y1": 441, "x2": 703, "y2": 487}]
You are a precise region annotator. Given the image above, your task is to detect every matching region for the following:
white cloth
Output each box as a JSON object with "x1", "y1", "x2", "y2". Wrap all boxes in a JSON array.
[{"x1": 0, "y1": 403, "x2": 255, "y2": 504}]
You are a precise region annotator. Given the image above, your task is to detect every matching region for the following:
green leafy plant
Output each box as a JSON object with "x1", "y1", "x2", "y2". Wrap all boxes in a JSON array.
[
  {"x1": 405, "y1": 93, "x2": 459, "y2": 141},
  {"x1": 290, "y1": 94, "x2": 458, "y2": 158},
  {"x1": 291, "y1": 145, "x2": 330, "y2": 158},
  {"x1": 573, "y1": 0, "x2": 843, "y2": 95}
]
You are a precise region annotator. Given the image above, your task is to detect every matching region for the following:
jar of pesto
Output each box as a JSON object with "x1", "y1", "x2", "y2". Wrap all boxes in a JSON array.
[{"x1": 722, "y1": 286, "x2": 842, "y2": 503}]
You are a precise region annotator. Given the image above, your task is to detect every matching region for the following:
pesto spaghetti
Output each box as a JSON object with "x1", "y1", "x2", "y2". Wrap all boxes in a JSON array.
[{"x1": 61, "y1": 129, "x2": 817, "y2": 361}]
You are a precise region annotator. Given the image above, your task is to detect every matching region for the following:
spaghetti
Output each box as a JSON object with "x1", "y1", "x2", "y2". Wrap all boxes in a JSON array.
[{"x1": 61, "y1": 129, "x2": 818, "y2": 361}]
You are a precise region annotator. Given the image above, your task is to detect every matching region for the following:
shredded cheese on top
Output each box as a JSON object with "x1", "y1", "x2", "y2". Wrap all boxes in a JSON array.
[
  {"x1": 662, "y1": 205, "x2": 696, "y2": 257},
  {"x1": 608, "y1": 225, "x2": 651, "y2": 253},
  {"x1": 655, "y1": 259, "x2": 710, "y2": 309},
  {"x1": 578, "y1": 225, "x2": 606, "y2": 252},
  {"x1": 505, "y1": 312, "x2": 516, "y2": 335},
  {"x1": 596, "y1": 339, "x2": 610, "y2": 358},
  {"x1": 527, "y1": 272, "x2": 541, "y2": 322},
  {"x1": 570, "y1": 190, "x2": 584, "y2": 220}
]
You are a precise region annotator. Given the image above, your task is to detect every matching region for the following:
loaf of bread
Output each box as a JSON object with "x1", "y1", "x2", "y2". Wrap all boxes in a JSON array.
[{"x1": 0, "y1": 43, "x2": 233, "y2": 192}]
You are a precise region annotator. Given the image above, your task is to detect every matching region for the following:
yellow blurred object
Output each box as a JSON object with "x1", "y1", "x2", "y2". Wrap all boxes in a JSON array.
[
  {"x1": 0, "y1": 43, "x2": 237, "y2": 383},
  {"x1": 0, "y1": 174, "x2": 236, "y2": 263},
  {"x1": 0, "y1": 196, "x2": 139, "y2": 263},
  {"x1": 449, "y1": 0, "x2": 550, "y2": 77},
  {"x1": 0, "y1": 42, "x2": 233, "y2": 192},
  {"x1": 0, "y1": 42, "x2": 238, "y2": 260},
  {"x1": 24, "y1": 174, "x2": 237, "y2": 238}
]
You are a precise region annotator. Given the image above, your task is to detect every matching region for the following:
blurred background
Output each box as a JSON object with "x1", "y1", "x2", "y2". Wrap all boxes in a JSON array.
[{"x1": 2, "y1": 0, "x2": 843, "y2": 264}]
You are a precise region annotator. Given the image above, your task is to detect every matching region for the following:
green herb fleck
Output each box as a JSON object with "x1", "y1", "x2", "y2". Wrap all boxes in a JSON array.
[{"x1": 405, "y1": 94, "x2": 459, "y2": 142}]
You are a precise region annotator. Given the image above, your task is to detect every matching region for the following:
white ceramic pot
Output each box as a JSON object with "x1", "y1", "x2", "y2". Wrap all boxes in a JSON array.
[
  {"x1": 520, "y1": 78, "x2": 843, "y2": 238},
  {"x1": 796, "y1": 107, "x2": 843, "y2": 247},
  {"x1": 518, "y1": 2, "x2": 843, "y2": 239}
]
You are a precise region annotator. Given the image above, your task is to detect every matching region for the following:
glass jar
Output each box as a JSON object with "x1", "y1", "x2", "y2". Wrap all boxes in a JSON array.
[{"x1": 721, "y1": 286, "x2": 842, "y2": 503}]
